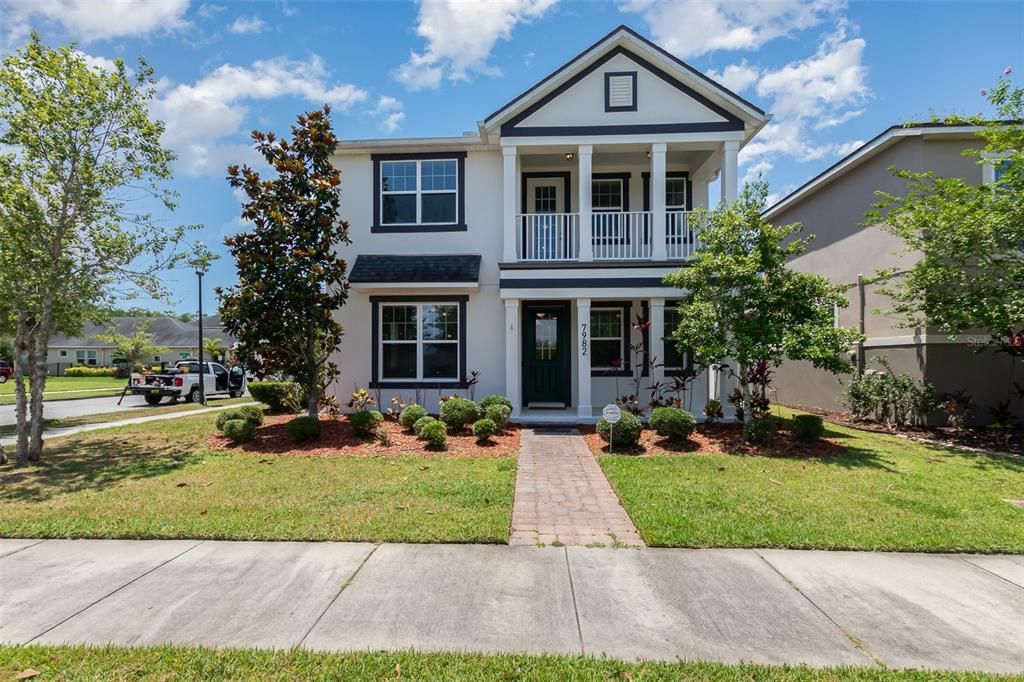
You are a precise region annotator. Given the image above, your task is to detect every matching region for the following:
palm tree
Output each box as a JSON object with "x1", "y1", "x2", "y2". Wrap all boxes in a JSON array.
[{"x1": 203, "y1": 337, "x2": 226, "y2": 363}]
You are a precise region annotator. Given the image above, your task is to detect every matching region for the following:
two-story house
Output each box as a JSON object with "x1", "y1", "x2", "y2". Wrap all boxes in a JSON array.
[{"x1": 333, "y1": 25, "x2": 770, "y2": 421}]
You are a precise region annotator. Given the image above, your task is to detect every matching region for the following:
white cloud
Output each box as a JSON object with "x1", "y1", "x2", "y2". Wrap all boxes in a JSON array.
[
  {"x1": 372, "y1": 95, "x2": 405, "y2": 134},
  {"x1": 228, "y1": 16, "x2": 267, "y2": 34},
  {"x1": 152, "y1": 55, "x2": 368, "y2": 175},
  {"x1": 813, "y1": 108, "x2": 864, "y2": 129},
  {"x1": 706, "y1": 60, "x2": 759, "y2": 93},
  {"x1": 394, "y1": 0, "x2": 558, "y2": 90},
  {"x1": 75, "y1": 50, "x2": 119, "y2": 73},
  {"x1": 197, "y1": 3, "x2": 226, "y2": 19},
  {"x1": 374, "y1": 95, "x2": 402, "y2": 113},
  {"x1": 379, "y1": 112, "x2": 406, "y2": 134},
  {"x1": 0, "y1": 0, "x2": 190, "y2": 44},
  {"x1": 622, "y1": 0, "x2": 843, "y2": 58},
  {"x1": 755, "y1": 24, "x2": 868, "y2": 118}
]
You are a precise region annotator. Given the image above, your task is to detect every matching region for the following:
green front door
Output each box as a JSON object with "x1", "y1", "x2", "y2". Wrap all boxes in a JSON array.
[{"x1": 523, "y1": 302, "x2": 571, "y2": 406}]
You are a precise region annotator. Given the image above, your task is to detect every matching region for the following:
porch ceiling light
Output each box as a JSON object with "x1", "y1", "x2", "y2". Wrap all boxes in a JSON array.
[{"x1": 564, "y1": 152, "x2": 574, "y2": 161}]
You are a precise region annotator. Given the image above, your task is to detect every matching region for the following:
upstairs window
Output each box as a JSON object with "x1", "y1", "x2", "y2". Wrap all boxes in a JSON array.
[
  {"x1": 373, "y1": 153, "x2": 466, "y2": 231},
  {"x1": 592, "y1": 179, "x2": 624, "y2": 212},
  {"x1": 666, "y1": 177, "x2": 688, "y2": 210}
]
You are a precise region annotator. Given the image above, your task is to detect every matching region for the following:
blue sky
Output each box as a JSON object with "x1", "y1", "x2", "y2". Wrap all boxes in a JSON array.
[{"x1": 1, "y1": 0, "x2": 1020, "y2": 314}]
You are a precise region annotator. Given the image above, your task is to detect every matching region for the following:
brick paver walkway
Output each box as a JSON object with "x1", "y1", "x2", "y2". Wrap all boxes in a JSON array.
[{"x1": 510, "y1": 428, "x2": 645, "y2": 547}]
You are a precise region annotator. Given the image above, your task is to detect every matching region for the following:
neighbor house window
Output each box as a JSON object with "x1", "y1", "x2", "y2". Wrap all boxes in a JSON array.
[
  {"x1": 590, "y1": 307, "x2": 625, "y2": 370},
  {"x1": 380, "y1": 159, "x2": 458, "y2": 225},
  {"x1": 59, "y1": 350, "x2": 67, "y2": 358},
  {"x1": 76, "y1": 350, "x2": 97, "y2": 366},
  {"x1": 380, "y1": 303, "x2": 460, "y2": 381}
]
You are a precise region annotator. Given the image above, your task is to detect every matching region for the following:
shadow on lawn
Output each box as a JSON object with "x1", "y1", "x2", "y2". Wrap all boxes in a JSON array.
[{"x1": 0, "y1": 432, "x2": 205, "y2": 503}]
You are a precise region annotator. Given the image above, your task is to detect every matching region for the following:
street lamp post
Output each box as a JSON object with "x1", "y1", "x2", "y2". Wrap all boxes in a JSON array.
[{"x1": 196, "y1": 268, "x2": 206, "y2": 405}]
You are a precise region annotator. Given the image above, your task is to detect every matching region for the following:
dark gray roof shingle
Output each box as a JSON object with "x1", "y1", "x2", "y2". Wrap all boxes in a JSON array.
[
  {"x1": 50, "y1": 316, "x2": 235, "y2": 348},
  {"x1": 349, "y1": 255, "x2": 481, "y2": 284}
]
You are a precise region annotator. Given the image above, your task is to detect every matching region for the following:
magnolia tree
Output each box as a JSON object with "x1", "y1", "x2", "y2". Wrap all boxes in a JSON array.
[
  {"x1": 870, "y1": 70, "x2": 1024, "y2": 411},
  {"x1": 0, "y1": 35, "x2": 195, "y2": 464},
  {"x1": 218, "y1": 106, "x2": 350, "y2": 418},
  {"x1": 664, "y1": 181, "x2": 862, "y2": 416}
]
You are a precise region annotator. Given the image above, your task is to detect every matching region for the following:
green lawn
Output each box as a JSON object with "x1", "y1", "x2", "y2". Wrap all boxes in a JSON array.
[
  {"x1": 0, "y1": 645, "x2": 1011, "y2": 682},
  {"x1": 600, "y1": 409, "x2": 1024, "y2": 552},
  {"x1": 0, "y1": 413, "x2": 515, "y2": 543},
  {"x1": 0, "y1": 376, "x2": 127, "y2": 404},
  {"x1": 0, "y1": 396, "x2": 253, "y2": 438}
]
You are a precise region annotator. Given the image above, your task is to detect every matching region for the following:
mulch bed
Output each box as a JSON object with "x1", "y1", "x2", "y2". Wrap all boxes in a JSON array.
[
  {"x1": 787, "y1": 405, "x2": 1023, "y2": 458},
  {"x1": 210, "y1": 414, "x2": 521, "y2": 459},
  {"x1": 579, "y1": 422, "x2": 847, "y2": 459}
]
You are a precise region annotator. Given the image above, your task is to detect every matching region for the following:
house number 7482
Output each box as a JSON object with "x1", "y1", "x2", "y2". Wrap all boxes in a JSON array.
[{"x1": 580, "y1": 322, "x2": 588, "y2": 356}]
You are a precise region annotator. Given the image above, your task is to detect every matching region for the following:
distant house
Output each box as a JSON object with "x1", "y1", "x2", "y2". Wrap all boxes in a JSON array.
[
  {"x1": 47, "y1": 316, "x2": 234, "y2": 373},
  {"x1": 764, "y1": 122, "x2": 1016, "y2": 423}
]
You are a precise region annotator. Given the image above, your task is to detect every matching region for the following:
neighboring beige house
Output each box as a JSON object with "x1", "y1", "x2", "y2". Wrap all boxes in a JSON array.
[
  {"x1": 764, "y1": 122, "x2": 1017, "y2": 424},
  {"x1": 47, "y1": 316, "x2": 234, "y2": 374}
]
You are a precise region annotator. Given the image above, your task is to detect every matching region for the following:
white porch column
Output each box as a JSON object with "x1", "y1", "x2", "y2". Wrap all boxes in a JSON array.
[
  {"x1": 722, "y1": 140, "x2": 739, "y2": 204},
  {"x1": 504, "y1": 299, "x2": 521, "y2": 416},
  {"x1": 577, "y1": 145, "x2": 593, "y2": 262},
  {"x1": 576, "y1": 297, "x2": 592, "y2": 417},
  {"x1": 650, "y1": 143, "x2": 667, "y2": 261},
  {"x1": 502, "y1": 145, "x2": 517, "y2": 262},
  {"x1": 649, "y1": 298, "x2": 665, "y2": 393}
]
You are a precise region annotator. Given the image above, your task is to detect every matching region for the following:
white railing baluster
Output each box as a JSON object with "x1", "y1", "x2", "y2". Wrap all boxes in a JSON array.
[
  {"x1": 515, "y1": 213, "x2": 579, "y2": 262},
  {"x1": 516, "y1": 210, "x2": 698, "y2": 262}
]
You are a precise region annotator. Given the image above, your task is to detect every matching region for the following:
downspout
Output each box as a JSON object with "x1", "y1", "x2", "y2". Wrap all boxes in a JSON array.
[{"x1": 856, "y1": 273, "x2": 865, "y2": 374}]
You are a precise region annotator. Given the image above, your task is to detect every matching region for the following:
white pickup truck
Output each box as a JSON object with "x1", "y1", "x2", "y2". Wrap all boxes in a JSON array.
[{"x1": 128, "y1": 360, "x2": 247, "y2": 405}]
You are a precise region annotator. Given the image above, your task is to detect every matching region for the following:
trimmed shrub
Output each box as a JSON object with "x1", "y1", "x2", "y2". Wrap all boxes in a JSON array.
[
  {"x1": 743, "y1": 417, "x2": 777, "y2": 445},
  {"x1": 350, "y1": 410, "x2": 384, "y2": 437},
  {"x1": 419, "y1": 420, "x2": 448, "y2": 449},
  {"x1": 484, "y1": 404, "x2": 511, "y2": 430},
  {"x1": 399, "y1": 404, "x2": 428, "y2": 431},
  {"x1": 479, "y1": 395, "x2": 513, "y2": 411},
  {"x1": 439, "y1": 397, "x2": 479, "y2": 431},
  {"x1": 596, "y1": 411, "x2": 643, "y2": 449},
  {"x1": 472, "y1": 418, "x2": 499, "y2": 442},
  {"x1": 286, "y1": 415, "x2": 322, "y2": 443},
  {"x1": 247, "y1": 381, "x2": 303, "y2": 413},
  {"x1": 374, "y1": 425, "x2": 392, "y2": 446},
  {"x1": 791, "y1": 414, "x2": 825, "y2": 442},
  {"x1": 648, "y1": 407, "x2": 697, "y2": 442},
  {"x1": 216, "y1": 405, "x2": 265, "y2": 431},
  {"x1": 413, "y1": 415, "x2": 438, "y2": 436},
  {"x1": 64, "y1": 365, "x2": 119, "y2": 377},
  {"x1": 222, "y1": 418, "x2": 255, "y2": 443}
]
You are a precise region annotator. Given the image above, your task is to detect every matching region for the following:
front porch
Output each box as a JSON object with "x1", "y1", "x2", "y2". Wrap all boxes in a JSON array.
[{"x1": 502, "y1": 295, "x2": 727, "y2": 420}]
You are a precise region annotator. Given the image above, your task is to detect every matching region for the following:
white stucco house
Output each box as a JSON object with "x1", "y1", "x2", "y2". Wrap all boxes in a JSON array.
[{"x1": 332, "y1": 25, "x2": 769, "y2": 421}]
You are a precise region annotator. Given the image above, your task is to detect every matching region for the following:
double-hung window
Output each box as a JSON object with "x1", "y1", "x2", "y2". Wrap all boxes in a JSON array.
[
  {"x1": 380, "y1": 303, "x2": 460, "y2": 381},
  {"x1": 662, "y1": 306, "x2": 688, "y2": 373},
  {"x1": 380, "y1": 159, "x2": 458, "y2": 225},
  {"x1": 590, "y1": 307, "x2": 625, "y2": 370},
  {"x1": 665, "y1": 177, "x2": 688, "y2": 211},
  {"x1": 592, "y1": 179, "x2": 623, "y2": 213},
  {"x1": 76, "y1": 350, "x2": 97, "y2": 366}
]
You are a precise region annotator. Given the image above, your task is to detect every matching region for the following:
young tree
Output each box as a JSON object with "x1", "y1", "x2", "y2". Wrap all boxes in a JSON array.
[
  {"x1": 869, "y1": 73, "x2": 1023, "y2": 376},
  {"x1": 0, "y1": 34, "x2": 193, "y2": 464},
  {"x1": 218, "y1": 106, "x2": 350, "y2": 418},
  {"x1": 664, "y1": 182, "x2": 862, "y2": 412},
  {"x1": 94, "y1": 320, "x2": 169, "y2": 369},
  {"x1": 203, "y1": 337, "x2": 226, "y2": 363}
]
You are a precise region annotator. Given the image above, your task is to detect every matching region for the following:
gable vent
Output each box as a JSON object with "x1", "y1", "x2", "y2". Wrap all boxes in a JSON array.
[{"x1": 605, "y1": 71, "x2": 637, "y2": 112}]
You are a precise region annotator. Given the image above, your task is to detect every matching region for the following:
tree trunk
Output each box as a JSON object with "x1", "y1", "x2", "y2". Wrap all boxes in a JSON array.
[
  {"x1": 13, "y1": 318, "x2": 32, "y2": 466},
  {"x1": 305, "y1": 334, "x2": 320, "y2": 419},
  {"x1": 28, "y1": 308, "x2": 54, "y2": 461}
]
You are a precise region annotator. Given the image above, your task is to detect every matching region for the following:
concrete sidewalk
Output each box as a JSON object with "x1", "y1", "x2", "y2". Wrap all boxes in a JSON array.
[{"x1": 1, "y1": 539, "x2": 1020, "y2": 672}]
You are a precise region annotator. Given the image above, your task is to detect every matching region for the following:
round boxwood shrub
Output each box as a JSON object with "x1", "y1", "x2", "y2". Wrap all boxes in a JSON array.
[
  {"x1": 479, "y1": 395, "x2": 513, "y2": 412},
  {"x1": 413, "y1": 415, "x2": 438, "y2": 436},
  {"x1": 439, "y1": 397, "x2": 479, "y2": 431},
  {"x1": 222, "y1": 418, "x2": 256, "y2": 443},
  {"x1": 648, "y1": 407, "x2": 697, "y2": 442},
  {"x1": 399, "y1": 404, "x2": 428, "y2": 431},
  {"x1": 743, "y1": 417, "x2": 777, "y2": 445},
  {"x1": 484, "y1": 404, "x2": 511, "y2": 430},
  {"x1": 350, "y1": 410, "x2": 384, "y2": 438},
  {"x1": 596, "y1": 410, "x2": 643, "y2": 449},
  {"x1": 286, "y1": 415, "x2": 322, "y2": 443},
  {"x1": 216, "y1": 405, "x2": 265, "y2": 431},
  {"x1": 419, "y1": 420, "x2": 448, "y2": 449},
  {"x1": 472, "y1": 418, "x2": 499, "y2": 442},
  {"x1": 247, "y1": 381, "x2": 303, "y2": 413},
  {"x1": 791, "y1": 414, "x2": 825, "y2": 442}
]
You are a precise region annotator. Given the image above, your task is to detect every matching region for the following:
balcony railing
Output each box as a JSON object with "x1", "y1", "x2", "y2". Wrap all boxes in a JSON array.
[{"x1": 516, "y1": 211, "x2": 699, "y2": 262}]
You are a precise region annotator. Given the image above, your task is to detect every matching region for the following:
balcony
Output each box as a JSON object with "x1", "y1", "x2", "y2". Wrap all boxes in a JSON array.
[{"x1": 516, "y1": 210, "x2": 699, "y2": 262}]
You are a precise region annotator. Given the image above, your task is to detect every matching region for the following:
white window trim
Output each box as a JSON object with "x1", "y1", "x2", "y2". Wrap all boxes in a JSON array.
[
  {"x1": 380, "y1": 159, "x2": 459, "y2": 226},
  {"x1": 379, "y1": 302, "x2": 460, "y2": 382},
  {"x1": 982, "y1": 153, "x2": 1011, "y2": 185},
  {"x1": 590, "y1": 306, "x2": 625, "y2": 370},
  {"x1": 591, "y1": 178, "x2": 624, "y2": 213},
  {"x1": 666, "y1": 176, "x2": 688, "y2": 211}
]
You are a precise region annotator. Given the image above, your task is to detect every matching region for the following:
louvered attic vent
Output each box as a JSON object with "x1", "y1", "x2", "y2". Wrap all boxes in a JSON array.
[{"x1": 604, "y1": 71, "x2": 637, "y2": 112}]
